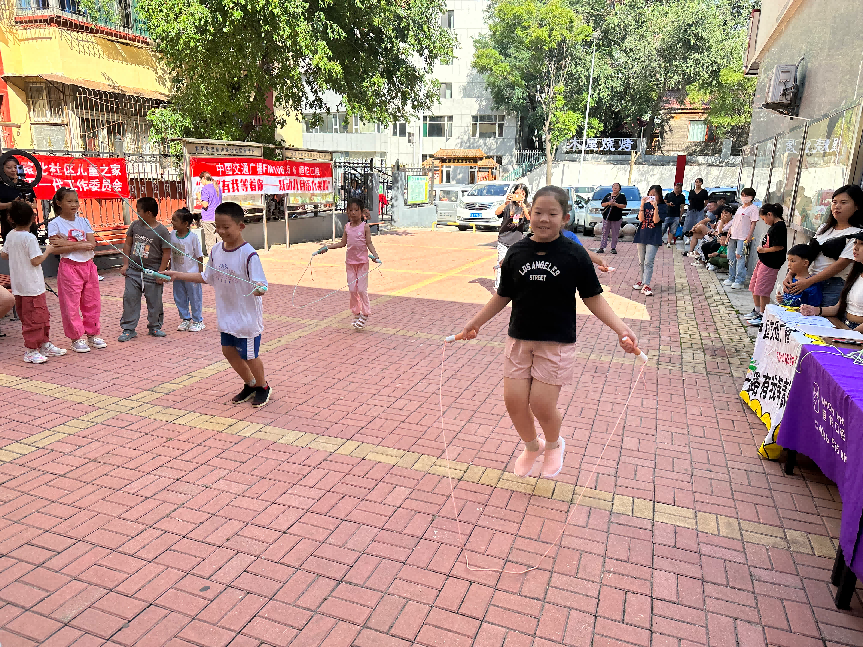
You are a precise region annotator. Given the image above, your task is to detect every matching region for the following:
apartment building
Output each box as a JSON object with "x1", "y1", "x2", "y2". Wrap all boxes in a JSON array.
[{"x1": 299, "y1": 0, "x2": 519, "y2": 183}]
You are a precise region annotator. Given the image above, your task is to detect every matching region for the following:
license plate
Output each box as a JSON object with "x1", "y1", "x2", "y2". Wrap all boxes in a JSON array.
[{"x1": 470, "y1": 212, "x2": 482, "y2": 218}]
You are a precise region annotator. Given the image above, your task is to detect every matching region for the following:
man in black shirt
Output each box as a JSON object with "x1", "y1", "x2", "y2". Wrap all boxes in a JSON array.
[
  {"x1": 663, "y1": 182, "x2": 686, "y2": 248},
  {"x1": 593, "y1": 182, "x2": 627, "y2": 255}
]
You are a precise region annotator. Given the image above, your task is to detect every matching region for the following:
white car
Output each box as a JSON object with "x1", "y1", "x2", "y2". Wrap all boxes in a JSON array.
[{"x1": 456, "y1": 181, "x2": 519, "y2": 230}]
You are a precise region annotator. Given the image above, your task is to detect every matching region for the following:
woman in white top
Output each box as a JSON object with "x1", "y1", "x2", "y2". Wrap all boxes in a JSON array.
[
  {"x1": 783, "y1": 184, "x2": 863, "y2": 307},
  {"x1": 801, "y1": 231, "x2": 863, "y2": 331}
]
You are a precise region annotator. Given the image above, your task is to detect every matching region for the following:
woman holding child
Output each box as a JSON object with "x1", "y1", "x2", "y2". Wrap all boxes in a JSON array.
[{"x1": 782, "y1": 184, "x2": 863, "y2": 307}]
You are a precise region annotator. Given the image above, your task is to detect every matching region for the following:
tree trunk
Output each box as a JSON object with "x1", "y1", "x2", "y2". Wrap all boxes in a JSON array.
[{"x1": 544, "y1": 121, "x2": 553, "y2": 187}]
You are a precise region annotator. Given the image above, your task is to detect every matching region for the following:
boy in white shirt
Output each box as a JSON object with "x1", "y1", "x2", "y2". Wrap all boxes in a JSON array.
[
  {"x1": 165, "y1": 202, "x2": 270, "y2": 407},
  {"x1": 0, "y1": 201, "x2": 66, "y2": 363}
]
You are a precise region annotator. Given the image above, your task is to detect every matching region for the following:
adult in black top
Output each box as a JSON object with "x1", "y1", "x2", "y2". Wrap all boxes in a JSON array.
[
  {"x1": 0, "y1": 156, "x2": 37, "y2": 242},
  {"x1": 594, "y1": 183, "x2": 627, "y2": 254},
  {"x1": 663, "y1": 183, "x2": 686, "y2": 246},
  {"x1": 494, "y1": 183, "x2": 529, "y2": 289},
  {"x1": 498, "y1": 234, "x2": 602, "y2": 343},
  {"x1": 683, "y1": 178, "x2": 709, "y2": 235}
]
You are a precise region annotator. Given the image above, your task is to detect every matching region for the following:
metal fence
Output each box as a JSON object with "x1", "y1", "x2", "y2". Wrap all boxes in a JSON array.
[
  {"x1": 10, "y1": 149, "x2": 184, "y2": 232},
  {"x1": 334, "y1": 159, "x2": 393, "y2": 221}
]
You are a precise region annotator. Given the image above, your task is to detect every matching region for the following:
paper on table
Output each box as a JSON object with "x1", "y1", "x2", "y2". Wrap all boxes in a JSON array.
[
  {"x1": 796, "y1": 324, "x2": 863, "y2": 340},
  {"x1": 778, "y1": 310, "x2": 835, "y2": 328}
]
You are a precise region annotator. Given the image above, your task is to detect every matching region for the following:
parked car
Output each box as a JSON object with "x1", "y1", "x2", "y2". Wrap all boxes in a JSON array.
[
  {"x1": 561, "y1": 188, "x2": 589, "y2": 231},
  {"x1": 456, "y1": 181, "x2": 520, "y2": 230},
  {"x1": 704, "y1": 187, "x2": 739, "y2": 208},
  {"x1": 434, "y1": 184, "x2": 473, "y2": 225},
  {"x1": 569, "y1": 185, "x2": 597, "y2": 201},
  {"x1": 585, "y1": 185, "x2": 642, "y2": 234}
]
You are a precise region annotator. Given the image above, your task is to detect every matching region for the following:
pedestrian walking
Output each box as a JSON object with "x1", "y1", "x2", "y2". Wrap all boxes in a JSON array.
[
  {"x1": 593, "y1": 183, "x2": 626, "y2": 254},
  {"x1": 197, "y1": 172, "x2": 223, "y2": 255}
]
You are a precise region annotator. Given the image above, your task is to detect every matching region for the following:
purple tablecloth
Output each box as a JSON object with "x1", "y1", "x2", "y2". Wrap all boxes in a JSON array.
[{"x1": 779, "y1": 345, "x2": 863, "y2": 579}]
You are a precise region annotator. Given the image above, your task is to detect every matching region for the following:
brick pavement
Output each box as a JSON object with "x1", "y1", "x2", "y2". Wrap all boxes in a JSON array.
[{"x1": 0, "y1": 229, "x2": 860, "y2": 646}]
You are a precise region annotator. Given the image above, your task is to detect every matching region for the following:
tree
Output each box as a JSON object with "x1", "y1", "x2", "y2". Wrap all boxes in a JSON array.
[
  {"x1": 472, "y1": 0, "x2": 591, "y2": 185},
  {"x1": 137, "y1": 0, "x2": 456, "y2": 146},
  {"x1": 687, "y1": 66, "x2": 757, "y2": 147}
]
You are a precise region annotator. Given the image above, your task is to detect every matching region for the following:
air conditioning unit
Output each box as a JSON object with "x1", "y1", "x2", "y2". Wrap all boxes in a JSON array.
[{"x1": 763, "y1": 64, "x2": 799, "y2": 113}]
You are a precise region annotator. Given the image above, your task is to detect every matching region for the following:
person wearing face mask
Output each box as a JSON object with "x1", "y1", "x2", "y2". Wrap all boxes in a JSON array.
[
  {"x1": 782, "y1": 184, "x2": 863, "y2": 307},
  {"x1": 723, "y1": 187, "x2": 759, "y2": 290}
]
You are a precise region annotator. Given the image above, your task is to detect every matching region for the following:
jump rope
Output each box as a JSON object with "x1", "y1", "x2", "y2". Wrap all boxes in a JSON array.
[{"x1": 7, "y1": 151, "x2": 656, "y2": 574}]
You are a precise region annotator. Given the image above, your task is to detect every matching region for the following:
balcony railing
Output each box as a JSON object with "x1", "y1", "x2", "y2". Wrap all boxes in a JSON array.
[{"x1": 15, "y1": 0, "x2": 150, "y2": 41}]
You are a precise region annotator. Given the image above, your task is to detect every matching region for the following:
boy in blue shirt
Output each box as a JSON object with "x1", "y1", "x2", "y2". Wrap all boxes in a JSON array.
[{"x1": 777, "y1": 244, "x2": 823, "y2": 307}]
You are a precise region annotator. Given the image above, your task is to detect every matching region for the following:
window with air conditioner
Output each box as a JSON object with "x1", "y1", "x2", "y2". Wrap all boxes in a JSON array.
[
  {"x1": 423, "y1": 116, "x2": 453, "y2": 138},
  {"x1": 687, "y1": 120, "x2": 707, "y2": 142},
  {"x1": 472, "y1": 114, "x2": 505, "y2": 138}
]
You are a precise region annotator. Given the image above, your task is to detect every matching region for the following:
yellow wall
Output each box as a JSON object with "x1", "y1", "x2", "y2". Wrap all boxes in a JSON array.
[
  {"x1": 276, "y1": 112, "x2": 303, "y2": 148},
  {"x1": 0, "y1": 25, "x2": 168, "y2": 148}
]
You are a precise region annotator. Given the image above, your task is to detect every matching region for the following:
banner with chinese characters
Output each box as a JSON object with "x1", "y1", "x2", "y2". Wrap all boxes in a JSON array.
[
  {"x1": 188, "y1": 157, "x2": 333, "y2": 208},
  {"x1": 22, "y1": 156, "x2": 130, "y2": 200},
  {"x1": 564, "y1": 137, "x2": 640, "y2": 154},
  {"x1": 739, "y1": 305, "x2": 831, "y2": 459}
]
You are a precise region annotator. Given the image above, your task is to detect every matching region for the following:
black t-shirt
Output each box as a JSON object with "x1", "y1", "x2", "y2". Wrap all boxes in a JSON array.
[
  {"x1": 0, "y1": 180, "x2": 37, "y2": 241},
  {"x1": 688, "y1": 189, "x2": 708, "y2": 212},
  {"x1": 758, "y1": 220, "x2": 788, "y2": 269},
  {"x1": 664, "y1": 192, "x2": 686, "y2": 219},
  {"x1": 498, "y1": 203, "x2": 528, "y2": 246},
  {"x1": 497, "y1": 234, "x2": 602, "y2": 343},
  {"x1": 601, "y1": 193, "x2": 627, "y2": 221}
]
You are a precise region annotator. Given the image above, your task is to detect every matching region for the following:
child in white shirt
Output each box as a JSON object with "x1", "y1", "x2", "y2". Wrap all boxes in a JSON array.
[{"x1": 166, "y1": 202, "x2": 270, "y2": 407}]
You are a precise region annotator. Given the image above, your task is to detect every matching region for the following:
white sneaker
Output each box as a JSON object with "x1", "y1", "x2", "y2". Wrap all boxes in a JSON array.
[
  {"x1": 731, "y1": 283, "x2": 744, "y2": 290},
  {"x1": 641, "y1": 285, "x2": 654, "y2": 296},
  {"x1": 24, "y1": 349, "x2": 48, "y2": 364},
  {"x1": 72, "y1": 337, "x2": 91, "y2": 353},
  {"x1": 722, "y1": 279, "x2": 733, "y2": 286},
  {"x1": 188, "y1": 321, "x2": 205, "y2": 332},
  {"x1": 40, "y1": 342, "x2": 67, "y2": 357},
  {"x1": 177, "y1": 320, "x2": 191, "y2": 332},
  {"x1": 707, "y1": 265, "x2": 717, "y2": 272},
  {"x1": 632, "y1": 282, "x2": 643, "y2": 291},
  {"x1": 88, "y1": 336, "x2": 107, "y2": 349}
]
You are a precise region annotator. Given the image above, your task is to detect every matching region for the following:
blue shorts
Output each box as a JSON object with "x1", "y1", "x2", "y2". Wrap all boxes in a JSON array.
[{"x1": 221, "y1": 333, "x2": 261, "y2": 360}]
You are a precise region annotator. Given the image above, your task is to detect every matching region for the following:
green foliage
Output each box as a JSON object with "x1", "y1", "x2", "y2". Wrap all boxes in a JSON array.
[
  {"x1": 687, "y1": 66, "x2": 757, "y2": 139},
  {"x1": 137, "y1": 0, "x2": 456, "y2": 145},
  {"x1": 472, "y1": 0, "x2": 590, "y2": 162},
  {"x1": 474, "y1": 0, "x2": 757, "y2": 145}
]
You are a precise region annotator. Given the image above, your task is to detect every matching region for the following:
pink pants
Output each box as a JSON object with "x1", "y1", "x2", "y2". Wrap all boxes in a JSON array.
[
  {"x1": 57, "y1": 258, "x2": 101, "y2": 340},
  {"x1": 346, "y1": 262, "x2": 370, "y2": 316}
]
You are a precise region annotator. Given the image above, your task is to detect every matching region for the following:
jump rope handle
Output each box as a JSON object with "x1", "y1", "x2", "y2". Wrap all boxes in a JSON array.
[
  {"x1": 312, "y1": 245, "x2": 328, "y2": 256},
  {"x1": 621, "y1": 336, "x2": 648, "y2": 365},
  {"x1": 143, "y1": 269, "x2": 172, "y2": 282},
  {"x1": 445, "y1": 332, "x2": 465, "y2": 343},
  {"x1": 369, "y1": 254, "x2": 382, "y2": 264}
]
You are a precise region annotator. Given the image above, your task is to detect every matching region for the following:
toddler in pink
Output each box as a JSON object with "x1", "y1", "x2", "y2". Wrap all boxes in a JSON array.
[
  {"x1": 47, "y1": 188, "x2": 107, "y2": 353},
  {"x1": 325, "y1": 198, "x2": 380, "y2": 329}
]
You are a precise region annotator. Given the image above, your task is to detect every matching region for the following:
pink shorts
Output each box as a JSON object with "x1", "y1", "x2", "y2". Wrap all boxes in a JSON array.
[
  {"x1": 749, "y1": 261, "x2": 780, "y2": 297},
  {"x1": 504, "y1": 336, "x2": 577, "y2": 386}
]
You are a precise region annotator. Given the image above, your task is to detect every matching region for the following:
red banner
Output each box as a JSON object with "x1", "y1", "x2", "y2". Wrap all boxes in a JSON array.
[{"x1": 22, "y1": 156, "x2": 131, "y2": 200}]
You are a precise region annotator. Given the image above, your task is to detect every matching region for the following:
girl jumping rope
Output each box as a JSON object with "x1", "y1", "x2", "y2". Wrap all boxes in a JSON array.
[
  {"x1": 47, "y1": 187, "x2": 107, "y2": 353},
  {"x1": 322, "y1": 198, "x2": 380, "y2": 329},
  {"x1": 170, "y1": 208, "x2": 205, "y2": 332},
  {"x1": 458, "y1": 186, "x2": 639, "y2": 478}
]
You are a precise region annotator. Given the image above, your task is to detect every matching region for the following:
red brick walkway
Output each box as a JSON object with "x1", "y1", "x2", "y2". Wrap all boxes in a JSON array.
[{"x1": 0, "y1": 230, "x2": 860, "y2": 646}]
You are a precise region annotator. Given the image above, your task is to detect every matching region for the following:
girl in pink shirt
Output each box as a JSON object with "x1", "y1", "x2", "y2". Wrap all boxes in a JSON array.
[{"x1": 326, "y1": 199, "x2": 380, "y2": 329}]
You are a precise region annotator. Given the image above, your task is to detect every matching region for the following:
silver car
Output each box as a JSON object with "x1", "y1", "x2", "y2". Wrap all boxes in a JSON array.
[
  {"x1": 456, "y1": 181, "x2": 519, "y2": 230},
  {"x1": 434, "y1": 184, "x2": 473, "y2": 225},
  {"x1": 586, "y1": 186, "x2": 642, "y2": 233}
]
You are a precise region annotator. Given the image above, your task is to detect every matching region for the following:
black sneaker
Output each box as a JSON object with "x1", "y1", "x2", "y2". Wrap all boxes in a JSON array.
[
  {"x1": 232, "y1": 383, "x2": 257, "y2": 403},
  {"x1": 592, "y1": 248, "x2": 605, "y2": 253},
  {"x1": 610, "y1": 248, "x2": 617, "y2": 254},
  {"x1": 252, "y1": 385, "x2": 271, "y2": 408}
]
